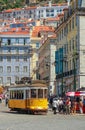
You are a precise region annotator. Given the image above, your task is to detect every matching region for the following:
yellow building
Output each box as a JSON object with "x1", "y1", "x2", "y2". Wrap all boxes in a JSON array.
[
  {"x1": 30, "y1": 25, "x2": 55, "y2": 80},
  {"x1": 55, "y1": 7, "x2": 78, "y2": 96}
]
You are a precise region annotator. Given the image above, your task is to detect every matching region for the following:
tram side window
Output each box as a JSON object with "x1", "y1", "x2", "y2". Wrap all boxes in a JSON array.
[
  {"x1": 26, "y1": 90, "x2": 29, "y2": 98},
  {"x1": 10, "y1": 91, "x2": 15, "y2": 99},
  {"x1": 44, "y1": 89, "x2": 47, "y2": 98},
  {"x1": 17, "y1": 90, "x2": 24, "y2": 99},
  {"x1": 10, "y1": 91, "x2": 13, "y2": 99},
  {"x1": 31, "y1": 89, "x2": 36, "y2": 98},
  {"x1": 21, "y1": 90, "x2": 24, "y2": 99},
  {"x1": 10, "y1": 90, "x2": 24, "y2": 99},
  {"x1": 38, "y1": 89, "x2": 43, "y2": 98}
]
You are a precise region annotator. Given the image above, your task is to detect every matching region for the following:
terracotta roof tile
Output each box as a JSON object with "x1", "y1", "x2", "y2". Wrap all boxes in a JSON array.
[
  {"x1": 46, "y1": 17, "x2": 60, "y2": 21},
  {"x1": 32, "y1": 26, "x2": 55, "y2": 37}
]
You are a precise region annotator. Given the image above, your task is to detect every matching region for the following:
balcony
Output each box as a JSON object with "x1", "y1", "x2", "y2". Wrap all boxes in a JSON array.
[
  {"x1": 56, "y1": 69, "x2": 74, "y2": 79},
  {"x1": 0, "y1": 52, "x2": 33, "y2": 56}
]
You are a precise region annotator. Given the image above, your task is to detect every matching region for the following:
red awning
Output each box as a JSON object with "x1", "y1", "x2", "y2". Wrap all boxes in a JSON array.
[{"x1": 66, "y1": 91, "x2": 85, "y2": 97}]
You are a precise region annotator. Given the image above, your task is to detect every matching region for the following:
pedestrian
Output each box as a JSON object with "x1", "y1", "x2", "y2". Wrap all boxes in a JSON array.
[
  {"x1": 0, "y1": 97, "x2": 2, "y2": 103},
  {"x1": 83, "y1": 97, "x2": 85, "y2": 113},
  {"x1": 5, "y1": 94, "x2": 8, "y2": 106},
  {"x1": 79, "y1": 99, "x2": 83, "y2": 114},
  {"x1": 71, "y1": 99, "x2": 77, "y2": 114},
  {"x1": 52, "y1": 98, "x2": 59, "y2": 114},
  {"x1": 58, "y1": 98, "x2": 63, "y2": 113},
  {"x1": 65, "y1": 97, "x2": 71, "y2": 114}
]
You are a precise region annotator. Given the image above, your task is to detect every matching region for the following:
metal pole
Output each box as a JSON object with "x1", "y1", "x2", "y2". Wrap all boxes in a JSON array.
[
  {"x1": 62, "y1": 59, "x2": 63, "y2": 97},
  {"x1": 73, "y1": 58, "x2": 76, "y2": 91}
]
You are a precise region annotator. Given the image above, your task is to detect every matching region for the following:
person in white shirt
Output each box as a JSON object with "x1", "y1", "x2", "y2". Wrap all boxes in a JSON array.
[{"x1": 52, "y1": 98, "x2": 59, "y2": 114}]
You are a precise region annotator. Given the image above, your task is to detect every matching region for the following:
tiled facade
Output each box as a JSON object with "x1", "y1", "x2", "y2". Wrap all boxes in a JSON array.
[{"x1": 0, "y1": 23, "x2": 31, "y2": 86}]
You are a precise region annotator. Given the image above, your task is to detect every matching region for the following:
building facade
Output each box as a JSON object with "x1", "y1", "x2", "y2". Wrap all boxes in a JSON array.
[
  {"x1": 0, "y1": 23, "x2": 31, "y2": 86},
  {"x1": 55, "y1": 3, "x2": 79, "y2": 96},
  {"x1": 77, "y1": 0, "x2": 85, "y2": 89},
  {"x1": 38, "y1": 37, "x2": 56, "y2": 95},
  {"x1": 0, "y1": 2, "x2": 68, "y2": 21}
]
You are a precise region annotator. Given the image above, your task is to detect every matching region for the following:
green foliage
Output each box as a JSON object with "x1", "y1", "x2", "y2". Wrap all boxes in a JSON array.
[
  {"x1": 0, "y1": 0, "x2": 25, "y2": 11},
  {"x1": 0, "y1": 0, "x2": 67, "y2": 11}
]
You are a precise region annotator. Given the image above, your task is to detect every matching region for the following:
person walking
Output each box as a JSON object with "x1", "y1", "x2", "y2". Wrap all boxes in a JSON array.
[
  {"x1": 58, "y1": 98, "x2": 63, "y2": 114},
  {"x1": 5, "y1": 94, "x2": 9, "y2": 106},
  {"x1": 79, "y1": 99, "x2": 83, "y2": 114},
  {"x1": 52, "y1": 98, "x2": 59, "y2": 114},
  {"x1": 71, "y1": 99, "x2": 77, "y2": 114},
  {"x1": 83, "y1": 97, "x2": 85, "y2": 113},
  {"x1": 65, "y1": 97, "x2": 71, "y2": 114}
]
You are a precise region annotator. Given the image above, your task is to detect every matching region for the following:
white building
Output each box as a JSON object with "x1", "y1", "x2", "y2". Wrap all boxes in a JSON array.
[
  {"x1": 0, "y1": 1, "x2": 68, "y2": 21},
  {"x1": 38, "y1": 36, "x2": 56, "y2": 95},
  {"x1": 77, "y1": 0, "x2": 85, "y2": 88}
]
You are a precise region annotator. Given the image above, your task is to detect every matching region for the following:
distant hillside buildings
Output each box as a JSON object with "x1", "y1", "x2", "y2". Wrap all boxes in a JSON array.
[
  {"x1": 0, "y1": 2, "x2": 68, "y2": 21},
  {"x1": 0, "y1": 0, "x2": 85, "y2": 97}
]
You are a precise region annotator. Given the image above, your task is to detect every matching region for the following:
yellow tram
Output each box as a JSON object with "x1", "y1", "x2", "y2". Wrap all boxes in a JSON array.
[{"x1": 8, "y1": 80, "x2": 48, "y2": 114}]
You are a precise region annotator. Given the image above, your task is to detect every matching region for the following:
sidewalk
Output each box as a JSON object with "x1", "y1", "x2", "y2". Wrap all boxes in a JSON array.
[
  {"x1": 0, "y1": 99, "x2": 9, "y2": 112},
  {"x1": 48, "y1": 107, "x2": 85, "y2": 116}
]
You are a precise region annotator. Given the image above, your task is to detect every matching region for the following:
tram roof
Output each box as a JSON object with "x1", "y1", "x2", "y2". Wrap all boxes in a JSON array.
[{"x1": 9, "y1": 83, "x2": 48, "y2": 88}]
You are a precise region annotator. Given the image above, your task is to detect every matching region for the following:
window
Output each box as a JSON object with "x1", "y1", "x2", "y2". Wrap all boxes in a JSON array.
[
  {"x1": 69, "y1": 40, "x2": 71, "y2": 51},
  {"x1": 7, "y1": 56, "x2": 11, "y2": 62},
  {"x1": 0, "y1": 66, "x2": 3, "y2": 73},
  {"x1": 11, "y1": 38, "x2": 16, "y2": 43},
  {"x1": 83, "y1": 51, "x2": 85, "y2": 55},
  {"x1": 36, "y1": 43, "x2": 39, "y2": 48},
  {"x1": 72, "y1": 38, "x2": 74, "y2": 50},
  {"x1": 8, "y1": 39, "x2": 11, "y2": 45},
  {"x1": 38, "y1": 89, "x2": 43, "y2": 98},
  {"x1": 16, "y1": 38, "x2": 19, "y2": 43},
  {"x1": 15, "y1": 76, "x2": 19, "y2": 83},
  {"x1": 23, "y1": 57, "x2": 27, "y2": 61},
  {"x1": 44, "y1": 89, "x2": 47, "y2": 98},
  {"x1": 69, "y1": 20, "x2": 71, "y2": 32},
  {"x1": 26, "y1": 90, "x2": 29, "y2": 98},
  {"x1": 0, "y1": 48, "x2": 2, "y2": 53},
  {"x1": 10, "y1": 90, "x2": 24, "y2": 99},
  {"x1": 7, "y1": 77, "x2": 11, "y2": 84},
  {"x1": 8, "y1": 48, "x2": 11, "y2": 53},
  {"x1": 15, "y1": 56, "x2": 19, "y2": 62},
  {"x1": 2, "y1": 38, "x2": 7, "y2": 43},
  {"x1": 72, "y1": 17, "x2": 74, "y2": 29},
  {"x1": 7, "y1": 66, "x2": 11, "y2": 73},
  {"x1": 15, "y1": 48, "x2": 19, "y2": 53},
  {"x1": 0, "y1": 77, "x2": 3, "y2": 84},
  {"x1": 0, "y1": 56, "x2": 3, "y2": 62},
  {"x1": 19, "y1": 38, "x2": 24, "y2": 43},
  {"x1": 15, "y1": 66, "x2": 19, "y2": 72},
  {"x1": 23, "y1": 66, "x2": 27, "y2": 72},
  {"x1": 31, "y1": 89, "x2": 37, "y2": 98}
]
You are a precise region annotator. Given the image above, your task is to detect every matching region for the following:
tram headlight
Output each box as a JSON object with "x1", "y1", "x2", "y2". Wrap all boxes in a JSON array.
[{"x1": 31, "y1": 106, "x2": 35, "y2": 109}]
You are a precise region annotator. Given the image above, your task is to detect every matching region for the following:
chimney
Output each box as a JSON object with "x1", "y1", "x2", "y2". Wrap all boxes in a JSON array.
[
  {"x1": 67, "y1": 0, "x2": 71, "y2": 6},
  {"x1": 49, "y1": 1, "x2": 52, "y2": 7}
]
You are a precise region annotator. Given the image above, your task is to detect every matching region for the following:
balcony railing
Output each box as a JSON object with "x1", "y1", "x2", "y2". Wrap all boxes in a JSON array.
[
  {"x1": 56, "y1": 69, "x2": 75, "y2": 79},
  {"x1": 0, "y1": 52, "x2": 33, "y2": 56}
]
